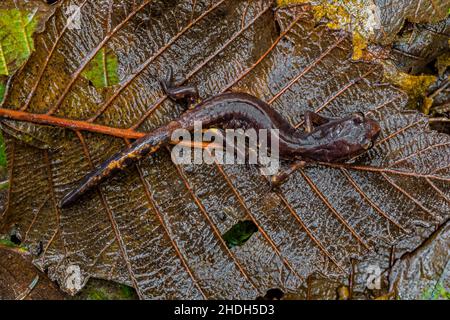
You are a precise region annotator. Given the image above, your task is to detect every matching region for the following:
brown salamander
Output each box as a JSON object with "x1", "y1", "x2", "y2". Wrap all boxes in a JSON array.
[{"x1": 59, "y1": 71, "x2": 381, "y2": 207}]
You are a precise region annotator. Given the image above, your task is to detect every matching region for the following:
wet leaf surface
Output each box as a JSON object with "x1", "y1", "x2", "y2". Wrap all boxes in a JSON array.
[
  {"x1": 0, "y1": 1, "x2": 449, "y2": 299},
  {"x1": 0, "y1": 244, "x2": 65, "y2": 300},
  {"x1": 389, "y1": 220, "x2": 450, "y2": 300}
]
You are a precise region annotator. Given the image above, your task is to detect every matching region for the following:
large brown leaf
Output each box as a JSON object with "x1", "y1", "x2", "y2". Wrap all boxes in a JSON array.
[
  {"x1": 0, "y1": 1, "x2": 449, "y2": 299},
  {"x1": 0, "y1": 245, "x2": 65, "y2": 300}
]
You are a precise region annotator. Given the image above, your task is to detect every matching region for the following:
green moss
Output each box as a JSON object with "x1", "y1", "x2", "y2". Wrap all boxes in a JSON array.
[
  {"x1": 222, "y1": 220, "x2": 258, "y2": 248},
  {"x1": 422, "y1": 282, "x2": 450, "y2": 300},
  {"x1": 0, "y1": 238, "x2": 17, "y2": 248},
  {"x1": 85, "y1": 285, "x2": 136, "y2": 300},
  {"x1": 119, "y1": 284, "x2": 136, "y2": 299},
  {"x1": 82, "y1": 47, "x2": 119, "y2": 89},
  {"x1": 0, "y1": 9, "x2": 38, "y2": 76},
  {"x1": 74, "y1": 278, "x2": 138, "y2": 300},
  {"x1": 0, "y1": 238, "x2": 28, "y2": 253},
  {"x1": 87, "y1": 289, "x2": 110, "y2": 300}
]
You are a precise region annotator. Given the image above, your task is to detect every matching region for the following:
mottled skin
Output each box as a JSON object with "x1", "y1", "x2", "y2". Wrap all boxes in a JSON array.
[{"x1": 59, "y1": 74, "x2": 381, "y2": 208}]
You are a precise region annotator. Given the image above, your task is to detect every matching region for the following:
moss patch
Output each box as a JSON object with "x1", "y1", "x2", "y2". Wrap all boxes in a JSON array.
[
  {"x1": 74, "y1": 278, "x2": 138, "y2": 300},
  {"x1": 222, "y1": 220, "x2": 258, "y2": 248}
]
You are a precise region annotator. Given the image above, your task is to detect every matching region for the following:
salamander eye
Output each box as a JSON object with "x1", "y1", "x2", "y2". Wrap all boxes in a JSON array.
[
  {"x1": 362, "y1": 140, "x2": 373, "y2": 150},
  {"x1": 352, "y1": 112, "x2": 365, "y2": 123}
]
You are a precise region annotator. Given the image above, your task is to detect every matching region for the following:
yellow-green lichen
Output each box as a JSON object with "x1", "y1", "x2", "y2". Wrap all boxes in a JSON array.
[{"x1": 384, "y1": 62, "x2": 437, "y2": 112}]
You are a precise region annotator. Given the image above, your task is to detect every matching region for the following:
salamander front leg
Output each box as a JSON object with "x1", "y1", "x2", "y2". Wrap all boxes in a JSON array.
[
  {"x1": 304, "y1": 111, "x2": 333, "y2": 133},
  {"x1": 160, "y1": 67, "x2": 200, "y2": 107},
  {"x1": 270, "y1": 160, "x2": 307, "y2": 189}
]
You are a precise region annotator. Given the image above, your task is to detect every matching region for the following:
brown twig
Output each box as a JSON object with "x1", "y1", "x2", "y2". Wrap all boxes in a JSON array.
[{"x1": 0, "y1": 108, "x2": 145, "y2": 139}]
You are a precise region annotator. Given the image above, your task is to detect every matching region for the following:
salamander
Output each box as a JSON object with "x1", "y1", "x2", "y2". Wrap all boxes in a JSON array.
[{"x1": 59, "y1": 71, "x2": 381, "y2": 208}]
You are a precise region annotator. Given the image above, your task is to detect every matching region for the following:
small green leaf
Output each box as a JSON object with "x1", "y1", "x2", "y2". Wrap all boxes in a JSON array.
[
  {"x1": 82, "y1": 48, "x2": 119, "y2": 89},
  {"x1": 222, "y1": 220, "x2": 258, "y2": 248},
  {"x1": 0, "y1": 9, "x2": 38, "y2": 76}
]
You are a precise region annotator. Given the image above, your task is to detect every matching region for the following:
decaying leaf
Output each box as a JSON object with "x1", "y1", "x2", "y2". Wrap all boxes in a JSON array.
[
  {"x1": 382, "y1": 16, "x2": 450, "y2": 113},
  {"x1": 0, "y1": 244, "x2": 65, "y2": 300},
  {"x1": 373, "y1": 0, "x2": 450, "y2": 44},
  {"x1": 436, "y1": 52, "x2": 450, "y2": 77},
  {"x1": 389, "y1": 17, "x2": 450, "y2": 75},
  {"x1": 428, "y1": 70, "x2": 450, "y2": 120},
  {"x1": 277, "y1": 0, "x2": 450, "y2": 50},
  {"x1": 0, "y1": 0, "x2": 449, "y2": 300},
  {"x1": 389, "y1": 220, "x2": 450, "y2": 300}
]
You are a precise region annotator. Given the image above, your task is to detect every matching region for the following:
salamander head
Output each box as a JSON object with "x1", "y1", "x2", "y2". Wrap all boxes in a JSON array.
[
  {"x1": 303, "y1": 112, "x2": 381, "y2": 163},
  {"x1": 349, "y1": 112, "x2": 381, "y2": 150}
]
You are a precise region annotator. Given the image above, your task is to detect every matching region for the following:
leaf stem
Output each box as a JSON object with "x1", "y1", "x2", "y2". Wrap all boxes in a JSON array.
[{"x1": 0, "y1": 108, "x2": 145, "y2": 139}]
